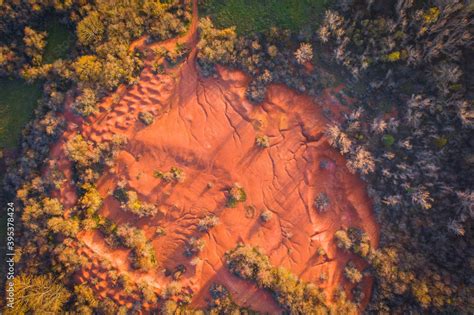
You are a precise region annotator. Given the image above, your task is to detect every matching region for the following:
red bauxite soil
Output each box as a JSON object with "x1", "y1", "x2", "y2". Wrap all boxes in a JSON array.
[{"x1": 46, "y1": 1, "x2": 379, "y2": 313}]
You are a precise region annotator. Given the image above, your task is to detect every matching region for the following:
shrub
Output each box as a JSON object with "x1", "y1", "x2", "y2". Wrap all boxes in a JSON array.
[
  {"x1": 138, "y1": 282, "x2": 156, "y2": 303},
  {"x1": 78, "y1": 183, "x2": 102, "y2": 217},
  {"x1": 334, "y1": 227, "x2": 371, "y2": 258},
  {"x1": 73, "y1": 55, "x2": 102, "y2": 83},
  {"x1": 123, "y1": 190, "x2": 157, "y2": 217},
  {"x1": 170, "y1": 167, "x2": 185, "y2": 182},
  {"x1": 197, "y1": 214, "x2": 219, "y2": 232},
  {"x1": 66, "y1": 134, "x2": 100, "y2": 168},
  {"x1": 294, "y1": 42, "x2": 313, "y2": 64},
  {"x1": 74, "y1": 88, "x2": 98, "y2": 117},
  {"x1": 334, "y1": 229, "x2": 352, "y2": 250},
  {"x1": 23, "y1": 27, "x2": 46, "y2": 65},
  {"x1": 385, "y1": 51, "x2": 401, "y2": 62},
  {"x1": 255, "y1": 135, "x2": 270, "y2": 148},
  {"x1": 344, "y1": 262, "x2": 363, "y2": 284},
  {"x1": 246, "y1": 81, "x2": 267, "y2": 104},
  {"x1": 113, "y1": 185, "x2": 157, "y2": 217},
  {"x1": 314, "y1": 192, "x2": 330, "y2": 213},
  {"x1": 165, "y1": 43, "x2": 190, "y2": 65},
  {"x1": 151, "y1": 61, "x2": 165, "y2": 74},
  {"x1": 319, "y1": 159, "x2": 330, "y2": 170},
  {"x1": 317, "y1": 247, "x2": 326, "y2": 257},
  {"x1": 382, "y1": 134, "x2": 395, "y2": 147},
  {"x1": 131, "y1": 243, "x2": 157, "y2": 271},
  {"x1": 115, "y1": 224, "x2": 156, "y2": 271},
  {"x1": 74, "y1": 284, "x2": 99, "y2": 309},
  {"x1": 208, "y1": 284, "x2": 245, "y2": 313},
  {"x1": 225, "y1": 244, "x2": 271, "y2": 280},
  {"x1": 346, "y1": 146, "x2": 375, "y2": 175},
  {"x1": 184, "y1": 237, "x2": 205, "y2": 257},
  {"x1": 155, "y1": 226, "x2": 166, "y2": 237},
  {"x1": 154, "y1": 166, "x2": 185, "y2": 183},
  {"x1": 434, "y1": 136, "x2": 448, "y2": 149},
  {"x1": 226, "y1": 183, "x2": 247, "y2": 207},
  {"x1": 267, "y1": 45, "x2": 278, "y2": 58},
  {"x1": 77, "y1": 12, "x2": 104, "y2": 47},
  {"x1": 138, "y1": 111, "x2": 154, "y2": 126},
  {"x1": 190, "y1": 257, "x2": 201, "y2": 266},
  {"x1": 115, "y1": 224, "x2": 147, "y2": 249},
  {"x1": 319, "y1": 272, "x2": 328, "y2": 282},
  {"x1": 260, "y1": 210, "x2": 273, "y2": 223}
]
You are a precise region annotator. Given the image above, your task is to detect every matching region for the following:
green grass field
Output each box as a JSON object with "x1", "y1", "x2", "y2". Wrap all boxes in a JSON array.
[
  {"x1": 0, "y1": 78, "x2": 42, "y2": 149},
  {"x1": 0, "y1": 18, "x2": 73, "y2": 150},
  {"x1": 201, "y1": 0, "x2": 330, "y2": 34},
  {"x1": 43, "y1": 18, "x2": 74, "y2": 64}
]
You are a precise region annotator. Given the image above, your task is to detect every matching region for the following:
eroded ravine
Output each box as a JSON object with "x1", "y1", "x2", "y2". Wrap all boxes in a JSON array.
[{"x1": 46, "y1": 0, "x2": 379, "y2": 312}]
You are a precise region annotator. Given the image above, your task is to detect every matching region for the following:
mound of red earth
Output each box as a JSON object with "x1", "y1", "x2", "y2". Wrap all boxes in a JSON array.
[
  {"x1": 46, "y1": 2, "x2": 378, "y2": 311},
  {"x1": 49, "y1": 58, "x2": 378, "y2": 313}
]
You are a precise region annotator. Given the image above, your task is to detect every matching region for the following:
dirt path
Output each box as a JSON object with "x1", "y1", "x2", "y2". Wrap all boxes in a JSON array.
[{"x1": 46, "y1": 0, "x2": 379, "y2": 312}]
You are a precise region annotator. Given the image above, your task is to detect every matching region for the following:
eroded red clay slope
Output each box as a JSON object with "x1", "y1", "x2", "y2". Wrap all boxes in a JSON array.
[{"x1": 46, "y1": 0, "x2": 379, "y2": 312}]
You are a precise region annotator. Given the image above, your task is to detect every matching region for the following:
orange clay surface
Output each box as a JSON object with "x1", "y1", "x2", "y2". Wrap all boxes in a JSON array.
[{"x1": 46, "y1": 1, "x2": 379, "y2": 313}]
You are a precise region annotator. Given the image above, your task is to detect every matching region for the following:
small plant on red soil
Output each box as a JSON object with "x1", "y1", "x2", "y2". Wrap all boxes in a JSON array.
[
  {"x1": 226, "y1": 183, "x2": 247, "y2": 207},
  {"x1": 314, "y1": 192, "x2": 330, "y2": 213},
  {"x1": 155, "y1": 226, "x2": 166, "y2": 237},
  {"x1": 319, "y1": 272, "x2": 328, "y2": 282},
  {"x1": 138, "y1": 111, "x2": 155, "y2": 126},
  {"x1": 316, "y1": 247, "x2": 326, "y2": 257},
  {"x1": 334, "y1": 229, "x2": 352, "y2": 250},
  {"x1": 113, "y1": 185, "x2": 157, "y2": 217},
  {"x1": 184, "y1": 237, "x2": 205, "y2": 257},
  {"x1": 170, "y1": 166, "x2": 185, "y2": 182},
  {"x1": 172, "y1": 264, "x2": 187, "y2": 280},
  {"x1": 131, "y1": 243, "x2": 157, "y2": 271},
  {"x1": 154, "y1": 166, "x2": 185, "y2": 183},
  {"x1": 260, "y1": 209, "x2": 273, "y2": 223},
  {"x1": 113, "y1": 224, "x2": 157, "y2": 271},
  {"x1": 124, "y1": 190, "x2": 157, "y2": 217},
  {"x1": 255, "y1": 135, "x2": 270, "y2": 148},
  {"x1": 319, "y1": 159, "x2": 330, "y2": 170},
  {"x1": 197, "y1": 214, "x2": 219, "y2": 232}
]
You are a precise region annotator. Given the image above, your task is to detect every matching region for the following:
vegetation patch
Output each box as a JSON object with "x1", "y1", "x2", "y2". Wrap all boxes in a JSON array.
[
  {"x1": 42, "y1": 18, "x2": 75, "y2": 64},
  {"x1": 202, "y1": 0, "x2": 330, "y2": 34},
  {"x1": 113, "y1": 184, "x2": 157, "y2": 217},
  {"x1": 226, "y1": 183, "x2": 247, "y2": 207},
  {"x1": 0, "y1": 78, "x2": 42, "y2": 149},
  {"x1": 225, "y1": 243, "x2": 356, "y2": 313},
  {"x1": 153, "y1": 166, "x2": 186, "y2": 183}
]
